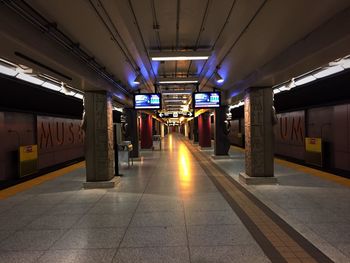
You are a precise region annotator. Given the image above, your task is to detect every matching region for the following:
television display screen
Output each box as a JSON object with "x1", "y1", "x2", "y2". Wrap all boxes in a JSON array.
[
  {"x1": 193, "y1": 92, "x2": 220, "y2": 108},
  {"x1": 134, "y1": 93, "x2": 161, "y2": 109}
]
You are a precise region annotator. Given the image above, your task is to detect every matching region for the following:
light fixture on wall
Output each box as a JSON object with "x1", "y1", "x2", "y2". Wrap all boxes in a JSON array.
[
  {"x1": 157, "y1": 77, "x2": 198, "y2": 84},
  {"x1": 214, "y1": 71, "x2": 224, "y2": 83},
  {"x1": 133, "y1": 73, "x2": 143, "y2": 85},
  {"x1": 150, "y1": 51, "x2": 211, "y2": 61}
]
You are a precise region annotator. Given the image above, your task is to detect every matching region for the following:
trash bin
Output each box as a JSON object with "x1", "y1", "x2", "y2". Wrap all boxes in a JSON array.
[
  {"x1": 152, "y1": 135, "x2": 162, "y2": 151},
  {"x1": 118, "y1": 141, "x2": 133, "y2": 167}
]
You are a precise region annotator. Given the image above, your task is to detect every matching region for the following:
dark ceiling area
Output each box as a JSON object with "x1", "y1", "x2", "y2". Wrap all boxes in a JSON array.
[{"x1": 0, "y1": 0, "x2": 350, "y2": 109}]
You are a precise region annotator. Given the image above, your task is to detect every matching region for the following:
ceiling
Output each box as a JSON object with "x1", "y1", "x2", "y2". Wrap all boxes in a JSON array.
[{"x1": 1, "y1": 0, "x2": 350, "y2": 109}]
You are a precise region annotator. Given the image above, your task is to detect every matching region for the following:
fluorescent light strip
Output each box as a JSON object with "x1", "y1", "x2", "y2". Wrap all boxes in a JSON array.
[
  {"x1": 342, "y1": 59, "x2": 350, "y2": 69},
  {"x1": 16, "y1": 73, "x2": 44, "y2": 85},
  {"x1": 295, "y1": 75, "x2": 316, "y2": 86},
  {"x1": 0, "y1": 64, "x2": 17, "y2": 76},
  {"x1": 158, "y1": 80, "x2": 198, "y2": 84},
  {"x1": 42, "y1": 82, "x2": 62, "y2": 91},
  {"x1": 74, "y1": 93, "x2": 84, "y2": 100},
  {"x1": 164, "y1": 99, "x2": 186, "y2": 102},
  {"x1": 273, "y1": 89, "x2": 281, "y2": 94},
  {"x1": 152, "y1": 56, "x2": 209, "y2": 61},
  {"x1": 162, "y1": 92, "x2": 192, "y2": 95},
  {"x1": 313, "y1": 65, "x2": 344, "y2": 79}
]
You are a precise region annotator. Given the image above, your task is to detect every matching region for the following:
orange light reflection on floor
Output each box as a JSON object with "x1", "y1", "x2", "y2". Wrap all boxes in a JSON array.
[
  {"x1": 168, "y1": 134, "x2": 173, "y2": 152},
  {"x1": 178, "y1": 143, "x2": 192, "y2": 193}
]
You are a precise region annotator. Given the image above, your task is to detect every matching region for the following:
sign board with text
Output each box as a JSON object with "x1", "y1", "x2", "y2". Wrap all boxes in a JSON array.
[
  {"x1": 19, "y1": 145, "x2": 38, "y2": 177},
  {"x1": 157, "y1": 111, "x2": 194, "y2": 119}
]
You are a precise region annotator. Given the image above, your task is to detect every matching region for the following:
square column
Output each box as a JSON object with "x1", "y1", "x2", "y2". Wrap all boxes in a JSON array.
[
  {"x1": 198, "y1": 112, "x2": 211, "y2": 148},
  {"x1": 124, "y1": 109, "x2": 139, "y2": 158},
  {"x1": 239, "y1": 87, "x2": 277, "y2": 185},
  {"x1": 214, "y1": 106, "x2": 230, "y2": 156},
  {"x1": 84, "y1": 91, "x2": 114, "y2": 184},
  {"x1": 192, "y1": 116, "x2": 199, "y2": 144},
  {"x1": 161, "y1": 123, "x2": 165, "y2": 138},
  {"x1": 140, "y1": 113, "x2": 153, "y2": 149}
]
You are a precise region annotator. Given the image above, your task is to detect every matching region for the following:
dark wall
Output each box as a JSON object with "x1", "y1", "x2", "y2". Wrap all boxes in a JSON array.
[
  {"x1": 0, "y1": 112, "x2": 35, "y2": 181},
  {"x1": 0, "y1": 76, "x2": 83, "y2": 118},
  {"x1": 37, "y1": 116, "x2": 84, "y2": 169},
  {"x1": 275, "y1": 111, "x2": 305, "y2": 160},
  {"x1": 0, "y1": 112, "x2": 84, "y2": 182},
  {"x1": 229, "y1": 103, "x2": 350, "y2": 173},
  {"x1": 0, "y1": 75, "x2": 84, "y2": 183},
  {"x1": 227, "y1": 119, "x2": 244, "y2": 147}
]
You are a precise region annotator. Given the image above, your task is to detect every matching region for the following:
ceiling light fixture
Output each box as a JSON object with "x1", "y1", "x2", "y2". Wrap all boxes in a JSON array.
[
  {"x1": 162, "y1": 91, "x2": 193, "y2": 95},
  {"x1": 157, "y1": 77, "x2": 198, "y2": 84},
  {"x1": 133, "y1": 73, "x2": 143, "y2": 85},
  {"x1": 16, "y1": 73, "x2": 44, "y2": 85},
  {"x1": 0, "y1": 63, "x2": 17, "y2": 77},
  {"x1": 42, "y1": 81, "x2": 62, "y2": 91},
  {"x1": 150, "y1": 51, "x2": 210, "y2": 61},
  {"x1": 295, "y1": 75, "x2": 316, "y2": 86},
  {"x1": 158, "y1": 80, "x2": 198, "y2": 84},
  {"x1": 214, "y1": 71, "x2": 224, "y2": 83},
  {"x1": 313, "y1": 65, "x2": 344, "y2": 79}
]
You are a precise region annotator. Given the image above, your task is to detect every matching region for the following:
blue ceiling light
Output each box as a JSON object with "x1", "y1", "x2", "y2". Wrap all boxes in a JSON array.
[
  {"x1": 214, "y1": 71, "x2": 224, "y2": 83},
  {"x1": 133, "y1": 73, "x2": 143, "y2": 85}
]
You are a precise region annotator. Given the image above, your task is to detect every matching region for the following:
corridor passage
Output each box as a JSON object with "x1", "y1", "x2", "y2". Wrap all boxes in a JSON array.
[{"x1": 0, "y1": 134, "x2": 344, "y2": 263}]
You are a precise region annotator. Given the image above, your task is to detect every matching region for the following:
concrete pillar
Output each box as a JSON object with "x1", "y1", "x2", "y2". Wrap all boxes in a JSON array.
[
  {"x1": 214, "y1": 106, "x2": 230, "y2": 156},
  {"x1": 193, "y1": 116, "x2": 199, "y2": 144},
  {"x1": 124, "y1": 108, "x2": 139, "y2": 158},
  {"x1": 161, "y1": 123, "x2": 165, "y2": 138},
  {"x1": 239, "y1": 87, "x2": 277, "y2": 185},
  {"x1": 84, "y1": 91, "x2": 114, "y2": 184},
  {"x1": 184, "y1": 122, "x2": 189, "y2": 138},
  {"x1": 198, "y1": 112, "x2": 211, "y2": 148},
  {"x1": 140, "y1": 113, "x2": 153, "y2": 149}
]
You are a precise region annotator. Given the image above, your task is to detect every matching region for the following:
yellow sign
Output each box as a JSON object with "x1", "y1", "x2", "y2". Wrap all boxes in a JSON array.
[
  {"x1": 305, "y1": 138, "x2": 322, "y2": 153},
  {"x1": 19, "y1": 145, "x2": 38, "y2": 162}
]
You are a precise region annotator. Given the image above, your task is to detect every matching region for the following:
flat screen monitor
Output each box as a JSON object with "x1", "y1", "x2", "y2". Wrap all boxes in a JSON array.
[
  {"x1": 134, "y1": 93, "x2": 161, "y2": 110},
  {"x1": 193, "y1": 92, "x2": 220, "y2": 108}
]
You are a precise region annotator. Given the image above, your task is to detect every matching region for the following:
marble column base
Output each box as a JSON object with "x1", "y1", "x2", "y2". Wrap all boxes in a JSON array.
[
  {"x1": 211, "y1": 155, "x2": 233, "y2": 160},
  {"x1": 239, "y1": 172, "x2": 277, "y2": 185},
  {"x1": 199, "y1": 146, "x2": 213, "y2": 151},
  {"x1": 83, "y1": 177, "x2": 120, "y2": 189}
]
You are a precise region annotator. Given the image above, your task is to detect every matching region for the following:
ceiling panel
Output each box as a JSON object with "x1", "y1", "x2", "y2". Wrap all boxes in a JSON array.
[
  {"x1": 216, "y1": 0, "x2": 350, "y2": 91},
  {"x1": 29, "y1": 0, "x2": 136, "y2": 88}
]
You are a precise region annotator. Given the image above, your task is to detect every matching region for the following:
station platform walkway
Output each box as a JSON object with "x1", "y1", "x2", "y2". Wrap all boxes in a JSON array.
[{"x1": 0, "y1": 134, "x2": 349, "y2": 263}]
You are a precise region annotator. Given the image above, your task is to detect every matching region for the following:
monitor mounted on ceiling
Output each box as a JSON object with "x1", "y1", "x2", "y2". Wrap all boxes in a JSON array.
[
  {"x1": 134, "y1": 93, "x2": 162, "y2": 110},
  {"x1": 193, "y1": 92, "x2": 221, "y2": 108}
]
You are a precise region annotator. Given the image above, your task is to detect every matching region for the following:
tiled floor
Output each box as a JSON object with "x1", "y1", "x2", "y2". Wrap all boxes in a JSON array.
[
  {"x1": 0, "y1": 134, "x2": 349, "y2": 262},
  {"x1": 207, "y1": 143, "x2": 350, "y2": 263}
]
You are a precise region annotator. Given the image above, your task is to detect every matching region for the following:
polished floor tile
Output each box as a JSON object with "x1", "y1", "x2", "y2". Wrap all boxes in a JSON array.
[
  {"x1": 190, "y1": 245, "x2": 270, "y2": 263},
  {"x1": 1, "y1": 134, "x2": 348, "y2": 262},
  {"x1": 52, "y1": 228, "x2": 126, "y2": 249},
  {"x1": 37, "y1": 249, "x2": 115, "y2": 263},
  {"x1": 121, "y1": 226, "x2": 187, "y2": 248},
  {"x1": 0, "y1": 251, "x2": 43, "y2": 263},
  {"x1": 0, "y1": 229, "x2": 65, "y2": 250},
  {"x1": 113, "y1": 247, "x2": 190, "y2": 263},
  {"x1": 131, "y1": 211, "x2": 185, "y2": 227},
  {"x1": 27, "y1": 214, "x2": 81, "y2": 230},
  {"x1": 74, "y1": 213, "x2": 133, "y2": 228},
  {"x1": 188, "y1": 225, "x2": 255, "y2": 246}
]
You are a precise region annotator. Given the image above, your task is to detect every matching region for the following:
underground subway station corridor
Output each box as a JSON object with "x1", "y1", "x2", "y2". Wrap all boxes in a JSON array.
[
  {"x1": 1, "y1": 0, "x2": 350, "y2": 262},
  {"x1": 1, "y1": 134, "x2": 350, "y2": 262}
]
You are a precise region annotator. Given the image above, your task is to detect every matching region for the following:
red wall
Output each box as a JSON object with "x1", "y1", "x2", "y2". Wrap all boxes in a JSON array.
[
  {"x1": 140, "y1": 114, "x2": 152, "y2": 149},
  {"x1": 37, "y1": 116, "x2": 84, "y2": 169},
  {"x1": 198, "y1": 113, "x2": 211, "y2": 147},
  {"x1": 0, "y1": 112, "x2": 84, "y2": 182}
]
